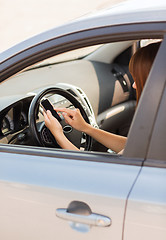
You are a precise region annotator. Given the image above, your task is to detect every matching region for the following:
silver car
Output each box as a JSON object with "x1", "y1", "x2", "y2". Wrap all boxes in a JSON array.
[{"x1": 0, "y1": 0, "x2": 166, "y2": 239}]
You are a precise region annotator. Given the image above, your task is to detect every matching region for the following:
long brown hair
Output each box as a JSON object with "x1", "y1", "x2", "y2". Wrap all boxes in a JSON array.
[{"x1": 129, "y1": 42, "x2": 161, "y2": 103}]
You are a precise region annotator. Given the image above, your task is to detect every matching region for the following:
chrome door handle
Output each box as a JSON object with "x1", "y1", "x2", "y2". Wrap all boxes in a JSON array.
[{"x1": 56, "y1": 208, "x2": 111, "y2": 227}]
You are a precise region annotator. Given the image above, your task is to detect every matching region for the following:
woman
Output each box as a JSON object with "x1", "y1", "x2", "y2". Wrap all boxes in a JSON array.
[
  {"x1": 130, "y1": 41, "x2": 160, "y2": 104},
  {"x1": 43, "y1": 42, "x2": 161, "y2": 153}
]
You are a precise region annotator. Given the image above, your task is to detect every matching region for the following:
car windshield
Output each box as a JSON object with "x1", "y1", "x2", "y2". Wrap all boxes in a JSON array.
[{"x1": 28, "y1": 44, "x2": 102, "y2": 69}]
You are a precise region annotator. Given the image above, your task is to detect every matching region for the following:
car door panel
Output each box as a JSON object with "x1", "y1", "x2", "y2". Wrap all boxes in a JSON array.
[
  {"x1": 0, "y1": 151, "x2": 141, "y2": 240},
  {"x1": 93, "y1": 101, "x2": 136, "y2": 152},
  {"x1": 124, "y1": 166, "x2": 166, "y2": 240},
  {"x1": 91, "y1": 62, "x2": 131, "y2": 114}
]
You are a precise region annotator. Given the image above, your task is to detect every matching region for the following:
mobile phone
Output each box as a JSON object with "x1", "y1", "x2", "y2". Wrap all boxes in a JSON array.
[{"x1": 41, "y1": 99, "x2": 61, "y2": 122}]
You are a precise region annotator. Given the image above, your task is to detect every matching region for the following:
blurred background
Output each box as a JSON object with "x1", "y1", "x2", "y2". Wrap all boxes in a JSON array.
[{"x1": 0, "y1": 0, "x2": 125, "y2": 52}]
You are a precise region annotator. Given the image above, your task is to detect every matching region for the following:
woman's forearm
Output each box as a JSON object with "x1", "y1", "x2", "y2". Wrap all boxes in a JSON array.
[
  {"x1": 83, "y1": 124, "x2": 127, "y2": 153},
  {"x1": 54, "y1": 133, "x2": 79, "y2": 151}
]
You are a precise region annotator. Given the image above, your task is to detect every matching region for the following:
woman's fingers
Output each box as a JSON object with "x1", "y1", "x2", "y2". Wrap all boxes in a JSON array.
[
  {"x1": 43, "y1": 110, "x2": 51, "y2": 126},
  {"x1": 46, "y1": 110, "x2": 53, "y2": 119},
  {"x1": 63, "y1": 114, "x2": 73, "y2": 125},
  {"x1": 55, "y1": 107, "x2": 78, "y2": 117}
]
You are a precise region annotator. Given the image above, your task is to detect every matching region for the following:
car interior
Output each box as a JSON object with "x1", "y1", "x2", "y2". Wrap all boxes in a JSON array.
[{"x1": 0, "y1": 39, "x2": 161, "y2": 153}]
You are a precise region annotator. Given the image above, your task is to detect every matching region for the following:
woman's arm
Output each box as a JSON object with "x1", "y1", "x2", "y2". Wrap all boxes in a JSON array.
[
  {"x1": 57, "y1": 108, "x2": 127, "y2": 153},
  {"x1": 83, "y1": 124, "x2": 126, "y2": 153}
]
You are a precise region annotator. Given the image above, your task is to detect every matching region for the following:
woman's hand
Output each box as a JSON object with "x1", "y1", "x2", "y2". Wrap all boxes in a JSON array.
[
  {"x1": 56, "y1": 108, "x2": 89, "y2": 132},
  {"x1": 43, "y1": 110, "x2": 63, "y2": 138},
  {"x1": 43, "y1": 109, "x2": 79, "y2": 151}
]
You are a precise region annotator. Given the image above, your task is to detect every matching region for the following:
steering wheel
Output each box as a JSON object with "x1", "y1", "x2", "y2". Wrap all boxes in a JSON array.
[{"x1": 28, "y1": 86, "x2": 92, "y2": 151}]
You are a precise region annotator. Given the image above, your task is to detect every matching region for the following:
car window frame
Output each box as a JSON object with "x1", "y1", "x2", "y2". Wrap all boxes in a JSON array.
[{"x1": 0, "y1": 22, "x2": 165, "y2": 81}]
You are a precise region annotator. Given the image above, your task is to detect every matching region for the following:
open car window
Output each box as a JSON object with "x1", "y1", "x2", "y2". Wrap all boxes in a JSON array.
[{"x1": 0, "y1": 38, "x2": 163, "y2": 156}]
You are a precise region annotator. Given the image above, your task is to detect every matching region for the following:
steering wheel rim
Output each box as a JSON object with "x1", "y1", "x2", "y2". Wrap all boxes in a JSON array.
[{"x1": 28, "y1": 86, "x2": 92, "y2": 151}]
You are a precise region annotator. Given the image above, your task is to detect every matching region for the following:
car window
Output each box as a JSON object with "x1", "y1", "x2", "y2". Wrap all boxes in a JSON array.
[
  {"x1": 0, "y1": 38, "x2": 163, "y2": 157},
  {"x1": 0, "y1": 40, "x2": 135, "y2": 155}
]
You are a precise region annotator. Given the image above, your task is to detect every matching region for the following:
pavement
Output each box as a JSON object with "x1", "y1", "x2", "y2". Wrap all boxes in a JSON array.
[{"x1": 0, "y1": 0, "x2": 125, "y2": 53}]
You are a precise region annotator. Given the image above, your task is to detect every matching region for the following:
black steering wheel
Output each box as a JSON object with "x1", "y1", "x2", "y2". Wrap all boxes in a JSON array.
[{"x1": 28, "y1": 86, "x2": 92, "y2": 151}]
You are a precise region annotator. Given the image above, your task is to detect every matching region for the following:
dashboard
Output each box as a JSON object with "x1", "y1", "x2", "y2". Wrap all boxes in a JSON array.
[{"x1": 0, "y1": 96, "x2": 33, "y2": 143}]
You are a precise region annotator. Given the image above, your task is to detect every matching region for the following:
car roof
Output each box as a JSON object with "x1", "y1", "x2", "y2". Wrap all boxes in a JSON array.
[
  {"x1": 80, "y1": 0, "x2": 166, "y2": 24},
  {"x1": 1, "y1": 0, "x2": 166, "y2": 63}
]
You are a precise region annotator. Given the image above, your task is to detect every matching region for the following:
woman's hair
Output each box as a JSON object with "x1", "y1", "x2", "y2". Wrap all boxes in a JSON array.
[{"x1": 129, "y1": 42, "x2": 161, "y2": 103}]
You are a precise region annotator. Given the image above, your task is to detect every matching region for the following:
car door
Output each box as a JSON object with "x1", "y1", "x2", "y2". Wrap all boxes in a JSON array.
[
  {"x1": 0, "y1": 146, "x2": 142, "y2": 240},
  {"x1": 0, "y1": 16, "x2": 165, "y2": 240},
  {"x1": 123, "y1": 36, "x2": 166, "y2": 240}
]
